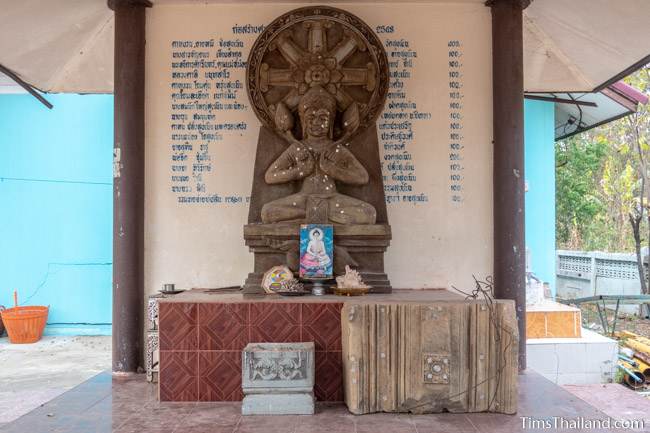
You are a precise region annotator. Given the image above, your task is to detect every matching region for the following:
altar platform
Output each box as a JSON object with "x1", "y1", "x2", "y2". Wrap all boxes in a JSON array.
[
  {"x1": 156, "y1": 288, "x2": 517, "y2": 409},
  {"x1": 157, "y1": 289, "x2": 462, "y2": 402}
]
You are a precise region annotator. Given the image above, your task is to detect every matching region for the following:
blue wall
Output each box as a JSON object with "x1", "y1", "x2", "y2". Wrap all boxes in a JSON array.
[
  {"x1": 524, "y1": 99, "x2": 556, "y2": 293},
  {"x1": 0, "y1": 94, "x2": 113, "y2": 335}
]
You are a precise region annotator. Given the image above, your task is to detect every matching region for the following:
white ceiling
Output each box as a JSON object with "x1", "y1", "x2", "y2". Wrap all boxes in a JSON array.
[{"x1": 0, "y1": 0, "x2": 649, "y2": 94}]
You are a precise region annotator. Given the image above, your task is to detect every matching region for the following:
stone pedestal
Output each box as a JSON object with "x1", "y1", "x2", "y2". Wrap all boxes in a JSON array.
[
  {"x1": 242, "y1": 342, "x2": 315, "y2": 415},
  {"x1": 243, "y1": 223, "x2": 391, "y2": 294}
]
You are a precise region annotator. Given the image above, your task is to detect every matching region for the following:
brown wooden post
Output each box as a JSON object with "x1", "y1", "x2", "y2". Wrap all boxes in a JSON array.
[
  {"x1": 490, "y1": 0, "x2": 528, "y2": 371},
  {"x1": 110, "y1": 0, "x2": 151, "y2": 373}
]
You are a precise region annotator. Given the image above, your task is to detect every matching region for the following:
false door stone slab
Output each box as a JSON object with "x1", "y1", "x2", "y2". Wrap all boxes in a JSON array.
[{"x1": 341, "y1": 300, "x2": 518, "y2": 414}]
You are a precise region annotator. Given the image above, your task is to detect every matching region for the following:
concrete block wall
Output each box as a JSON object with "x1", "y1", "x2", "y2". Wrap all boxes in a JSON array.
[{"x1": 527, "y1": 329, "x2": 618, "y2": 385}]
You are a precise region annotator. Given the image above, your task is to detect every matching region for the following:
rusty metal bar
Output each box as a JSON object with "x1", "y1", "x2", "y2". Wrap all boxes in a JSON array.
[
  {"x1": 0, "y1": 63, "x2": 53, "y2": 109},
  {"x1": 112, "y1": 0, "x2": 148, "y2": 373},
  {"x1": 490, "y1": 0, "x2": 526, "y2": 371}
]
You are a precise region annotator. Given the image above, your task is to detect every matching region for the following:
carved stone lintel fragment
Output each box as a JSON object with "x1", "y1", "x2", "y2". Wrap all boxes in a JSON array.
[{"x1": 242, "y1": 342, "x2": 315, "y2": 415}]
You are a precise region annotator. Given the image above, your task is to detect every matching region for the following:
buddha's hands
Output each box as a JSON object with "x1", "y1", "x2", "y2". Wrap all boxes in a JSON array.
[
  {"x1": 319, "y1": 145, "x2": 349, "y2": 172},
  {"x1": 265, "y1": 143, "x2": 315, "y2": 184},
  {"x1": 288, "y1": 144, "x2": 315, "y2": 176},
  {"x1": 319, "y1": 145, "x2": 369, "y2": 185}
]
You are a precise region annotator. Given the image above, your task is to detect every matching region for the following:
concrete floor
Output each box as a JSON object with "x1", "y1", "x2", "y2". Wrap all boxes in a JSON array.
[{"x1": 0, "y1": 335, "x2": 111, "y2": 427}]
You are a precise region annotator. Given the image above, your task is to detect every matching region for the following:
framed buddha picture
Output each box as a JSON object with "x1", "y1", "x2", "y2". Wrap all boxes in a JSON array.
[{"x1": 299, "y1": 224, "x2": 333, "y2": 279}]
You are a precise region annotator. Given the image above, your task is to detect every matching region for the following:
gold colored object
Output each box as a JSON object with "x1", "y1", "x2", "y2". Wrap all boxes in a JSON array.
[{"x1": 332, "y1": 286, "x2": 369, "y2": 296}]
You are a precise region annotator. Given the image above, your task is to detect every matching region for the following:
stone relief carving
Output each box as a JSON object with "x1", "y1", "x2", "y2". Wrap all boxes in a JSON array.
[
  {"x1": 243, "y1": 6, "x2": 393, "y2": 293},
  {"x1": 247, "y1": 6, "x2": 389, "y2": 225},
  {"x1": 250, "y1": 355, "x2": 306, "y2": 381},
  {"x1": 422, "y1": 353, "x2": 450, "y2": 384}
]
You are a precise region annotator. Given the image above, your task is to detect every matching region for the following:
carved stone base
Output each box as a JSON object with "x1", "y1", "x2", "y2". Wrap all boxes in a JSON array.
[
  {"x1": 243, "y1": 222, "x2": 391, "y2": 294},
  {"x1": 242, "y1": 342, "x2": 315, "y2": 415},
  {"x1": 242, "y1": 393, "x2": 315, "y2": 415}
]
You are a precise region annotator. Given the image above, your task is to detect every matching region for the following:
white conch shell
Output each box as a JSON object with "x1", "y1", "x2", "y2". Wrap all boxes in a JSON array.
[{"x1": 336, "y1": 265, "x2": 370, "y2": 289}]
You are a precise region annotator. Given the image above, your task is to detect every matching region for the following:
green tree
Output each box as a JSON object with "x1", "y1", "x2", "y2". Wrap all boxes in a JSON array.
[
  {"x1": 556, "y1": 65, "x2": 650, "y2": 256},
  {"x1": 555, "y1": 134, "x2": 607, "y2": 249}
]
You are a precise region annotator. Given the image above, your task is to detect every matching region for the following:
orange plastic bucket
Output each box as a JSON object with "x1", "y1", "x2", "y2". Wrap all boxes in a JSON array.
[{"x1": 1, "y1": 306, "x2": 49, "y2": 344}]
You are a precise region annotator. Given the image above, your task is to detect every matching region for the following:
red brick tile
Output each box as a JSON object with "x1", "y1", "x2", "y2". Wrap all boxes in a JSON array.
[
  {"x1": 198, "y1": 351, "x2": 243, "y2": 401},
  {"x1": 198, "y1": 303, "x2": 249, "y2": 350},
  {"x1": 159, "y1": 303, "x2": 198, "y2": 351},
  {"x1": 301, "y1": 303, "x2": 342, "y2": 351},
  {"x1": 159, "y1": 351, "x2": 198, "y2": 401},
  {"x1": 249, "y1": 303, "x2": 301, "y2": 343},
  {"x1": 314, "y1": 351, "x2": 343, "y2": 402}
]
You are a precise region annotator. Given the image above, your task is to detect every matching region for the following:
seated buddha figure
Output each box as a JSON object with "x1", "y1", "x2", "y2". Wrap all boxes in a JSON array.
[{"x1": 261, "y1": 85, "x2": 377, "y2": 225}]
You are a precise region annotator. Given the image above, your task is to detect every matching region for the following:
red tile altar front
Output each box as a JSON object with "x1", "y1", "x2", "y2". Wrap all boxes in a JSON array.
[{"x1": 159, "y1": 300, "x2": 343, "y2": 402}]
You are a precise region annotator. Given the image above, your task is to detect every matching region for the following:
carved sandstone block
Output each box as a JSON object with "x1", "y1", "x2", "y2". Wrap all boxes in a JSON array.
[
  {"x1": 242, "y1": 342, "x2": 315, "y2": 415},
  {"x1": 341, "y1": 301, "x2": 518, "y2": 414}
]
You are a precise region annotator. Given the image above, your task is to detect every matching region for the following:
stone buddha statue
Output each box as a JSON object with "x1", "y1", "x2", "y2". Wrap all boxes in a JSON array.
[
  {"x1": 242, "y1": 6, "x2": 393, "y2": 293},
  {"x1": 261, "y1": 85, "x2": 376, "y2": 225}
]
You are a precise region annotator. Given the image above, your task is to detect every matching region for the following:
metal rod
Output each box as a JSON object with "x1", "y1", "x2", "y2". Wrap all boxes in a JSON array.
[
  {"x1": 112, "y1": 0, "x2": 147, "y2": 373},
  {"x1": 524, "y1": 94, "x2": 598, "y2": 107},
  {"x1": 0, "y1": 64, "x2": 53, "y2": 109},
  {"x1": 490, "y1": 0, "x2": 526, "y2": 371},
  {"x1": 611, "y1": 298, "x2": 621, "y2": 335},
  {"x1": 618, "y1": 363, "x2": 643, "y2": 383},
  {"x1": 596, "y1": 302, "x2": 608, "y2": 335},
  {"x1": 558, "y1": 294, "x2": 650, "y2": 305},
  {"x1": 618, "y1": 353, "x2": 638, "y2": 367}
]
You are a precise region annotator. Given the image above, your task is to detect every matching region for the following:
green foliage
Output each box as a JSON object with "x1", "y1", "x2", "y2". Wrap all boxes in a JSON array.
[
  {"x1": 556, "y1": 66, "x2": 650, "y2": 252},
  {"x1": 555, "y1": 134, "x2": 606, "y2": 248}
]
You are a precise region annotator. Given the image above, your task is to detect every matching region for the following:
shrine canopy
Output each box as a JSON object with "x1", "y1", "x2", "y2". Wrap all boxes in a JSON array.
[
  {"x1": 1, "y1": 0, "x2": 650, "y2": 95},
  {"x1": 528, "y1": 81, "x2": 650, "y2": 141}
]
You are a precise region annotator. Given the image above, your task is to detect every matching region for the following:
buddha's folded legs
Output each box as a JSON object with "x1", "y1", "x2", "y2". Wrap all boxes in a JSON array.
[
  {"x1": 261, "y1": 193, "x2": 308, "y2": 223},
  {"x1": 327, "y1": 194, "x2": 376, "y2": 225},
  {"x1": 261, "y1": 193, "x2": 376, "y2": 225}
]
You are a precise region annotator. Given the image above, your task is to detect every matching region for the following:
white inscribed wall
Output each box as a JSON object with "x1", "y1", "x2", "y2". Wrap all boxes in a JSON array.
[{"x1": 144, "y1": 2, "x2": 493, "y2": 298}]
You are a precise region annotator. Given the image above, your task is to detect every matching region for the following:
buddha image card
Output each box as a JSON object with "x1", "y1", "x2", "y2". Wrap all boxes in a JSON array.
[{"x1": 299, "y1": 224, "x2": 333, "y2": 279}]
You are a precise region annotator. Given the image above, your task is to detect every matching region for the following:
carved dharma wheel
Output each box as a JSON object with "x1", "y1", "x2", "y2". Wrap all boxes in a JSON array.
[{"x1": 246, "y1": 6, "x2": 389, "y2": 139}]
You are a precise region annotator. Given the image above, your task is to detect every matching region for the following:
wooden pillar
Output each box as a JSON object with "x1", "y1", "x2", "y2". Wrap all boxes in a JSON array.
[
  {"x1": 490, "y1": 0, "x2": 528, "y2": 370},
  {"x1": 110, "y1": 0, "x2": 151, "y2": 373}
]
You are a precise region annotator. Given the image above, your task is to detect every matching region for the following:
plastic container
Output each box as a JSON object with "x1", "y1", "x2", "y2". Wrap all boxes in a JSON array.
[
  {"x1": 1, "y1": 306, "x2": 49, "y2": 343},
  {"x1": 0, "y1": 305, "x2": 5, "y2": 336}
]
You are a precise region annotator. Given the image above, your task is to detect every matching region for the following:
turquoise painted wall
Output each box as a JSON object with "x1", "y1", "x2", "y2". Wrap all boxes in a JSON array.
[
  {"x1": 0, "y1": 94, "x2": 113, "y2": 335},
  {"x1": 524, "y1": 99, "x2": 556, "y2": 293}
]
